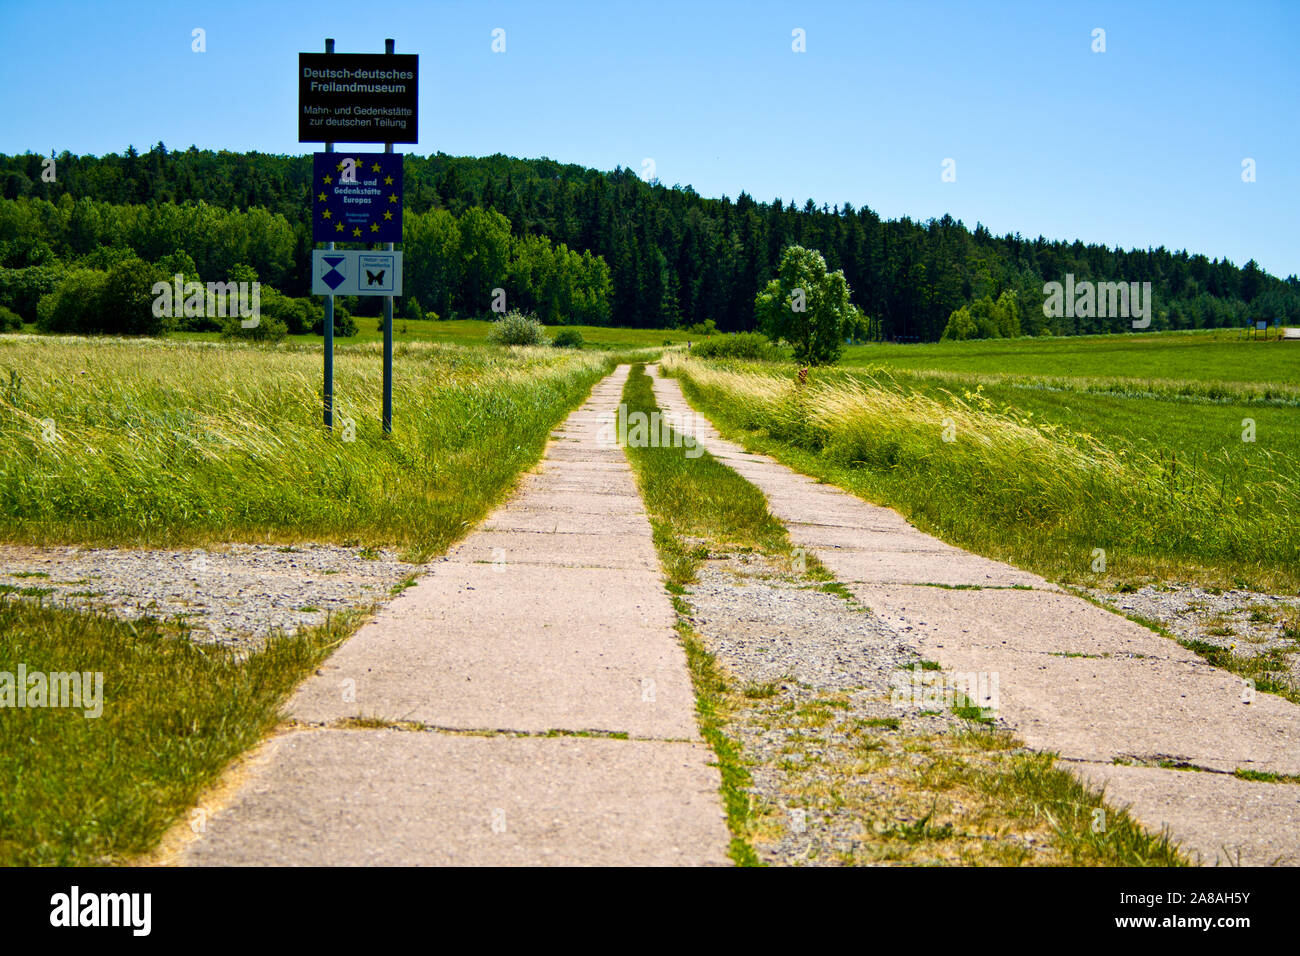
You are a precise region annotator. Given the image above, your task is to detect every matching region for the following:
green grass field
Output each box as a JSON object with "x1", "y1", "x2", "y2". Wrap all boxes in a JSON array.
[
  {"x1": 0, "y1": 598, "x2": 361, "y2": 865},
  {"x1": 3, "y1": 326, "x2": 1294, "y2": 866},
  {"x1": 0, "y1": 335, "x2": 616, "y2": 556},
  {"x1": 665, "y1": 329, "x2": 1300, "y2": 593},
  {"x1": 168, "y1": 317, "x2": 692, "y2": 352},
  {"x1": 843, "y1": 329, "x2": 1300, "y2": 388}
]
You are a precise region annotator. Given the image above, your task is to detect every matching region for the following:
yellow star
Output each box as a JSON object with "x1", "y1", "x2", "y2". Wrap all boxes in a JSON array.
[
  {"x1": 322, "y1": 174, "x2": 333, "y2": 185},
  {"x1": 335, "y1": 161, "x2": 344, "y2": 172},
  {"x1": 371, "y1": 162, "x2": 382, "y2": 173},
  {"x1": 352, "y1": 227, "x2": 362, "y2": 237},
  {"x1": 317, "y1": 191, "x2": 327, "y2": 202},
  {"x1": 384, "y1": 175, "x2": 394, "y2": 185},
  {"x1": 383, "y1": 210, "x2": 393, "y2": 220},
  {"x1": 322, "y1": 209, "x2": 331, "y2": 219},
  {"x1": 388, "y1": 193, "x2": 398, "y2": 203},
  {"x1": 370, "y1": 223, "x2": 380, "y2": 233},
  {"x1": 335, "y1": 222, "x2": 344, "y2": 232},
  {"x1": 354, "y1": 157, "x2": 364, "y2": 169}
]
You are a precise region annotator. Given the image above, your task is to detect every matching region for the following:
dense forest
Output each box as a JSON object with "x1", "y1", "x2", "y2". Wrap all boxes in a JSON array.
[{"x1": 1, "y1": 144, "x2": 1297, "y2": 340}]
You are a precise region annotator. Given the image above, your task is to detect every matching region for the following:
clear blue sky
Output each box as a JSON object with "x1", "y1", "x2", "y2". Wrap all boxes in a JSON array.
[{"x1": 1, "y1": 0, "x2": 1295, "y2": 278}]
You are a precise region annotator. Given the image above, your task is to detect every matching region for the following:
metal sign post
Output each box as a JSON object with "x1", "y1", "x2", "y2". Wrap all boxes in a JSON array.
[
  {"x1": 382, "y1": 37, "x2": 395, "y2": 436},
  {"x1": 323, "y1": 37, "x2": 335, "y2": 432}
]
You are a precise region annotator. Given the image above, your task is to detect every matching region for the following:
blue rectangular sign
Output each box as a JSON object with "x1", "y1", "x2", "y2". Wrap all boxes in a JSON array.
[{"x1": 312, "y1": 152, "x2": 403, "y2": 242}]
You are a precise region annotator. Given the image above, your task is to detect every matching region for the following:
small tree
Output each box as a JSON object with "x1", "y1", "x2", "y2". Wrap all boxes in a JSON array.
[
  {"x1": 940, "y1": 305, "x2": 977, "y2": 341},
  {"x1": 755, "y1": 245, "x2": 857, "y2": 365}
]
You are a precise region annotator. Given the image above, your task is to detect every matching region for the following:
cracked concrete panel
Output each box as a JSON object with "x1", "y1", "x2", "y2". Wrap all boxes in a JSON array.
[
  {"x1": 184, "y1": 731, "x2": 729, "y2": 867},
  {"x1": 1070, "y1": 762, "x2": 1300, "y2": 866}
]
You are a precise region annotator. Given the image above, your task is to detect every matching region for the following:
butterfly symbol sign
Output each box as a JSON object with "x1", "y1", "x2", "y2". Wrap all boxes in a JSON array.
[
  {"x1": 311, "y1": 251, "x2": 402, "y2": 296},
  {"x1": 358, "y1": 255, "x2": 396, "y2": 293}
]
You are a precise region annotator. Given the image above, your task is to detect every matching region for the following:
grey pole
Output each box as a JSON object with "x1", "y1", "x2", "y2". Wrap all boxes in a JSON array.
[
  {"x1": 323, "y1": 37, "x2": 335, "y2": 432},
  {"x1": 382, "y1": 37, "x2": 395, "y2": 435}
]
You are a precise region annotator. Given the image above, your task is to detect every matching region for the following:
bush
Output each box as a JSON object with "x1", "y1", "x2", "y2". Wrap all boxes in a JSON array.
[
  {"x1": 683, "y1": 318, "x2": 717, "y2": 336},
  {"x1": 552, "y1": 328, "x2": 584, "y2": 349},
  {"x1": 311, "y1": 303, "x2": 357, "y2": 338},
  {"x1": 219, "y1": 308, "x2": 288, "y2": 342},
  {"x1": 258, "y1": 289, "x2": 317, "y2": 336},
  {"x1": 487, "y1": 310, "x2": 547, "y2": 346},
  {"x1": 36, "y1": 268, "x2": 110, "y2": 334},
  {"x1": 36, "y1": 260, "x2": 169, "y2": 336},
  {"x1": 0, "y1": 265, "x2": 66, "y2": 321},
  {"x1": 102, "y1": 257, "x2": 170, "y2": 335},
  {"x1": 690, "y1": 332, "x2": 781, "y2": 360},
  {"x1": 0, "y1": 306, "x2": 22, "y2": 331}
]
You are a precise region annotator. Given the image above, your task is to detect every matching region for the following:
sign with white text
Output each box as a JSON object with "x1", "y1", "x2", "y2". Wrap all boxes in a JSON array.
[
  {"x1": 299, "y1": 52, "x2": 418, "y2": 143},
  {"x1": 312, "y1": 152, "x2": 403, "y2": 242}
]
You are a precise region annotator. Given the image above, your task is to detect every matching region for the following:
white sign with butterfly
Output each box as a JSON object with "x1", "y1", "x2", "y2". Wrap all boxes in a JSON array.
[{"x1": 311, "y1": 250, "x2": 404, "y2": 297}]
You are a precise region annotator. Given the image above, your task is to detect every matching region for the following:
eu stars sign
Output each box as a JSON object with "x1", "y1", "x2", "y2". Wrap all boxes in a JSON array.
[{"x1": 313, "y1": 152, "x2": 403, "y2": 243}]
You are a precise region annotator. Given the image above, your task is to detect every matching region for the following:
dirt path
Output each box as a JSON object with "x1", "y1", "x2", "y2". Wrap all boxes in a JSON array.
[
  {"x1": 181, "y1": 366, "x2": 729, "y2": 866},
  {"x1": 651, "y1": 365, "x2": 1300, "y2": 866}
]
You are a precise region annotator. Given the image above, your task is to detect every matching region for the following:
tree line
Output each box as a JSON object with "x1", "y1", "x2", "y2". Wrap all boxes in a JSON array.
[{"x1": 2, "y1": 144, "x2": 1297, "y2": 340}]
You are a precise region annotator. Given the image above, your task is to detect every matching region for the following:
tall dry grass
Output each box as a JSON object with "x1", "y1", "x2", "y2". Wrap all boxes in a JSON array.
[
  {"x1": 663, "y1": 353, "x2": 1300, "y2": 588},
  {"x1": 0, "y1": 336, "x2": 611, "y2": 555}
]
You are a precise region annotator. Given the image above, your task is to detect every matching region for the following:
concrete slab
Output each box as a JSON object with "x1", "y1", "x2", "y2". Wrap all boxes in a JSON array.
[
  {"x1": 854, "y1": 584, "x2": 1197, "y2": 662},
  {"x1": 184, "y1": 731, "x2": 730, "y2": 866},
  {"x1": 180, "y1": 365, "x2": 730, "y2": 867},
  {"x1": 545, "y1": 443, "x2": 626, "y2": 463},
  {"x1": 1070, "y1": 762, "x2": 1300, "y2": 866},
  {"x1": 482, "y1": 511, "x2": 649, "y2": 535},
  {"x1": 444, "y1": 530, "x2": 659, "y2": 571},
  {"x1": 503, "y1": 490, "x2": 645, "y2": 515},
  {"x1": 786, "y1": 524, "x2": 962, "y2": 552},
  {"x1": 533, "y1": 460, "x2": 632, "y2": 476},
  {"x1": 289, "y1": 562, "x2": 693, "y2": 738},
  {"x1": 927, "y1": 648, "x2": 1300, "y2": 775},
  {"x1": 825, "y1": 548, "x2": 1051, "y2": 588}
]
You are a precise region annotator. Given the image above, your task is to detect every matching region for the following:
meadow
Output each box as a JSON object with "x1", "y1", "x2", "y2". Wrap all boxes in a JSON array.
[
  {"x1": 0, "y1": 335, "x2": 621, "y2": 557},
  {"x1": 843, "y1": 328, "x2": 1300, "y2": 389},
  {"x1": 664, "y1": 332, "x2": 1300, "y2": 593},
  {"x1": 169, "y1": 318, "x2": 693, "y2": 352}
]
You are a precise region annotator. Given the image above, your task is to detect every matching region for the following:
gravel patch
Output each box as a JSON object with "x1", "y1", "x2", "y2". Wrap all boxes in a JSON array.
[
  {"x1": 0, "y1": 544, "x2": 424, "y2": 650},
  {"x1": 1083, "y1": 583, "x2": 1300, "y2": 682},
  {"x1": 685, "y1": 552, "x2": 913, "y2": 692},
  {"x1": 685, "y1": 551, "x2": 1044, "y2": 866}
]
